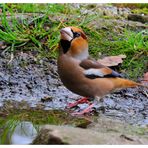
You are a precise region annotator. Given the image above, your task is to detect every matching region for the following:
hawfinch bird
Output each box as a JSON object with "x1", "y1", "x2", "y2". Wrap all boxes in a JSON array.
[{"x1": 57, "y1": 26, "x2": 147, "y2": 115}]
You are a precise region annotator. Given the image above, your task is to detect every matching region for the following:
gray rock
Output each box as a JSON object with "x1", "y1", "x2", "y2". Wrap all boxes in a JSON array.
[
  {"x1": 128, "y1": 14, "x2": 148, "y2": 23},
  {"x1": 33, "y1": 118, "x2": 148, "y2": 145}
]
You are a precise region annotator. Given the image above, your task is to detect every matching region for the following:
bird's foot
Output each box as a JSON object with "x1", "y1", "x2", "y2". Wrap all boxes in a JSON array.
[
  {"x1": 68, "y1": 97, "x2": 89, "y2": 108},
  {"x1": 71, "y1": 103, "x2": 94, "y2": 115}
]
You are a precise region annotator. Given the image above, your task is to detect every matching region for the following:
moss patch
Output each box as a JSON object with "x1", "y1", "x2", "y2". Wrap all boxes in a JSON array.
[{"x1": 0, "y1": 109, "x2": 91, "y2": 127}]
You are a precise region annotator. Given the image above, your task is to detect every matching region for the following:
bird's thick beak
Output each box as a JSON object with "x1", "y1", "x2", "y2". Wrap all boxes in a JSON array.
[{"x1": 60, "y1": 27, "x2": 73, "y2": 41}]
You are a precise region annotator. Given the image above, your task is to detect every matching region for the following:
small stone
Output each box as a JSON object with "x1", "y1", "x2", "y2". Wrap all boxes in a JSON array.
[
  {"x1": 128, "y1": 14, "x2": 148, "y2": 23},
  {"x1": 41, "y1": 96, "x2": 53, "y2": 103}
]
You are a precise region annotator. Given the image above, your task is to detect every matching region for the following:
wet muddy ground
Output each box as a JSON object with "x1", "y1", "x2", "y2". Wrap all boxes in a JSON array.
[{"x1": 0, "y1": 51, "x2": 147, "y2": 126}]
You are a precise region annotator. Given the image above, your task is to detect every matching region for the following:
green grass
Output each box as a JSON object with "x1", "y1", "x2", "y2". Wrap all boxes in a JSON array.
[
  {"x1": 0, "y1": 3, "x2": 147, "y2": 80},
  {"x1": 0, "y1": 6, "x2": 52, "y2": 58},
  {"x1": 0, "y1": 119, "x2": 20, "y2": 144},
  {"x1": 131, "y1": 7, "x2": 148, "y2": 15},
  {"x1": 4, "y1": 3, "x2": 66, "y2": 13},
  {"x1": 87, "y1": 28, "x2": 148, "y2": 79},
  {"x1": 0, "y1": 4, "x2": 98, "y2": 58},
  {"x1": 113, "y1": 3, "x2": 148, "y2": 9}
]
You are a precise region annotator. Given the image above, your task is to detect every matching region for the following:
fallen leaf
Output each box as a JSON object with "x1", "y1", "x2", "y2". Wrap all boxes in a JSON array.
[
  {"x1": 141, "y1": 72, "x2": 148, "y2": 84},
  {"x1": 0, "y1": 8, "x2": 2, "y2": 14},
  {"x1": 143, "y1": 72, "x2": 148, "y2": 81},
  {"x1": 97, "y1": 54, "x2": 126, "y2": 67},
  {"x1": 0, "y1": 41, "x2": 7, "y2": 50}
]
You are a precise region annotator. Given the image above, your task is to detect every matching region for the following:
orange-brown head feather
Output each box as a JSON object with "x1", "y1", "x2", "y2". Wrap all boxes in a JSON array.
[
  {"x1": 70, "y1": 26, "x2": 87, "y2": 40},
  {"x1": 59, "y1": 26, "x2": 88, "y2": 60}
]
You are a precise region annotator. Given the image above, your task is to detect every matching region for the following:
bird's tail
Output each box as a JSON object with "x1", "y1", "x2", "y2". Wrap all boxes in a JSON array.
[{"x1": 112, "y1": 78, "x2": 148, "y2": 89}]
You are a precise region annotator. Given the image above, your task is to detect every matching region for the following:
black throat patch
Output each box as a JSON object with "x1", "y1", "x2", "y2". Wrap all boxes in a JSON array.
[{"x1": 60, "y1": 39, "x2": 71, "y2": 54}]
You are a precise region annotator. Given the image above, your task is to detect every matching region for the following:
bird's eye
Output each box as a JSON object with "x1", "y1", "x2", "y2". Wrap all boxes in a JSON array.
[{"x1": 73, "y1": 32, "x2": 81, "y2": 38}]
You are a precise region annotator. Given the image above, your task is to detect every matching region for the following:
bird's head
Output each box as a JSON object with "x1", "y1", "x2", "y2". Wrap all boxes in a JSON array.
[{"x1": 59, "y1": 26, "x2": 89, "y2": 60}]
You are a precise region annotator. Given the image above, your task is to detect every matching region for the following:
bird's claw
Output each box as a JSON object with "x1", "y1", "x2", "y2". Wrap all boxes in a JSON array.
[
  {"x1": 71, "y1": 103, "x2": 94, "y2": 116},
  {"x1": 67, "y1": 97, "x2": 89, "y2": 108}
]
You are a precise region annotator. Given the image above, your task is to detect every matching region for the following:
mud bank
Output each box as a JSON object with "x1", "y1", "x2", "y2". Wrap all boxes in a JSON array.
[{"x1": 0, "y1": 51, "x2": 147, "y2": 126}]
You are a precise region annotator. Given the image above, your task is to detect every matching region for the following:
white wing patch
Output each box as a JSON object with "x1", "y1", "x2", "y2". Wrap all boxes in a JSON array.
[{"x1": 84, "y1": 68, "x2": 104, "y2": 77}]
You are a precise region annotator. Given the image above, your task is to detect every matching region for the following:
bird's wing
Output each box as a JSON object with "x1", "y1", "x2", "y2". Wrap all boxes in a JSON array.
[{"x1": 80, "y1": 59, "x2": 123, "y2": 79}]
